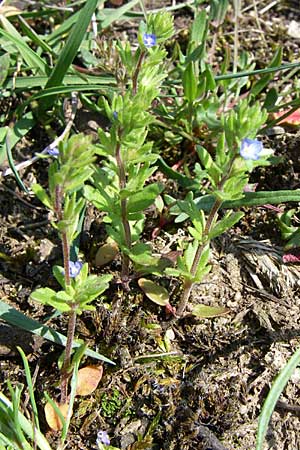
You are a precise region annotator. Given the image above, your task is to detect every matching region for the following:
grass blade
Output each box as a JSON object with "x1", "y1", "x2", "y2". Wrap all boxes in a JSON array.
[
  {"x1": 0, "y1": 392, "x2": 53, "y2": 450},
  {"x1": 18, "y1": 15, "x2": 54, "y2": 54},
  {"x1": 42, "y1": 0, "x2": 99, "y2": 110},
  {"x1": 100, "y1": 0, "x2": 140, "y2": 29},
  {"x1": 4, "y1": 74, "x2": 116, "y2": 90},
  {"x1": 0, "y1": 300, "x2": 115, "y2": 365},
  {"x1": 0, "y1": 16, "x2": 48, "y2": 75},
  {"x1": 17, "y1": 347, "x2": 40, "y2": 432},
  {"x1": 256, "y1": 347, "x2": 300, "y2": 450},
  {"x1": 6, "y1": 128, "x2": 30, "y2": 193}
]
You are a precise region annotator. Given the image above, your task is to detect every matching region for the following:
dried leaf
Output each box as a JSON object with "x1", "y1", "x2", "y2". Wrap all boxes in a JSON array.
[
  {"x1": 76, "y1": 365, "x2": 103, "y2": 396},
  {"x1": 95, "y1": 241, "x2": 119, "y2": 267},
  {"x1": 138, "y1": 278, "x2": 170, "y2": 306},
  {"x1": 192, "y1": 304, "x2": 230, "y2": 318},
  {"x1": 44, "y1": 401, "x2": 69, "y2": 431}
]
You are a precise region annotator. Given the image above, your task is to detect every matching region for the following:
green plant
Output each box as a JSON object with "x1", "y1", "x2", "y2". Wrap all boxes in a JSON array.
[
  {"x1": 0, "y1": 347, "x2": 52, "y2": 450},
  {"x1": 101, "y1": 389, "x2": 123, "y2": 420},
  {"x1": 31, "y1": 134, "x2": 112, "y2": 405},
  {"x1": 84, "y1": 11, "x2": 175, "y2": 283},
  {"x1": 256, "y1": 347, "x2": 300, "y2": 450}
]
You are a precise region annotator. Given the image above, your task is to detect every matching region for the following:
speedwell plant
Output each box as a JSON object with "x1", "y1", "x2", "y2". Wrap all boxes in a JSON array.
[
  {"x1": 84, "y1": 11, "x2": 175, "y2": 283},
  {"x1": 166, "y1": 99, "x2": 273, "y2": 316},
  {"x1": 31, "y1": 134, "x2": 112, "y2": 403}
]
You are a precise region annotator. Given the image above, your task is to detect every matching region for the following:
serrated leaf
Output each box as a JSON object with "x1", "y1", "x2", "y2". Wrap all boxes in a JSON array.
[
  {"x1": 52, "y1": 265, "x2": 66, "y2": 289},
  {"x1": 127, "y1": 183, "x2": 163, "y2": 213},
  {"x1": 30, "y1": 287, "x2": 56, "y2": 304},
  {"x1": 192, "y1": 304, "x2": 230, "y2": 318},
  {"x1": 138, "y1": 278, "x2": 170, "y2": 306},
  {"x1": 209, "y1": 211, "x2": 244, "y2": 239}
]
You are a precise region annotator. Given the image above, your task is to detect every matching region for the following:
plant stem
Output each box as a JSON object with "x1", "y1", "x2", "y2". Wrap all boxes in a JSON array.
[
  {"x1": 54, "y1": 185, "x2": 71, "y2": 287},
  {"x1": 60, "y1": 307, "x2": 77, "y2": 404},
  {"x1": 54, "y1": 185, "x2": 76, "y2": 402},
  {"x1": 177, "y1": 197, "x2": 223, "y2": 317},
  {"x1": 115, "y1": 140, "x2": 132, "y2": 282}
]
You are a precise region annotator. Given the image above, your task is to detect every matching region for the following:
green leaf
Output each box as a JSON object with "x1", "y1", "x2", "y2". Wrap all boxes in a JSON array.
[
  {"x1": 0, "y1": 391, "x2": 53, "y2": 450},
  {"x1": 138, "y1": 278, "x2": 170, "y2": 306},
  {"x1": 196, "y1": 145, "x2": 222, "y2": 185},
  {"x1": 182, "y1": 62, "x2": 198, "y2": 103},
  {"x1": 0, "y1": 300, "x2": 114, "y2": 364},
  {"x1": 42, "y1": 0, "x2": 99, "y2": 110},
  {"x1": 31, "y1": 288, "x2": 72, "y2": 313},
  {"x1": 30, "y1": 287, "x2": 56, "y2": 304},
  {"x1": 0, "y1": 53, "x2": 10, "y2": 86},
  {"x1": 75, "y1": 274, "x2": 112, "y2": 311},
  {"x1": 4, "y1": 116, "x2": 36, "y2": 192},
  {"x1": 194, "y1": 244, "x2": 211, "y2": 282},
  {"x1": 193, "y1": 190, "x2": 300, "y2": 212},
  {"x1": 256, "y1": 347, "x2": 300, "y2": 450},
  {"x1": 251, "y1": 48, "x2": 282, "y2": 98},
  {"x1": 209, "y1": 211, "x2": 244, "y2": 239},
  {"x1": 100, "y1": 0, "x2": 140, "y2": 28},
  {"x1": 17, "y1": 347, "x2": 40, "y2": 432},
  {"x1": 127, "y1": 183, "x2": 163, "y2": 213},
  {"x1": 192, "y1": 304, "x2": 230, "y2": 318},
  {"x1": 128, "y1": 242, "x2": 158, "y2": 266},
  {"x1": 31, "y1": 184, "x2": 52, "y2": 209},
  {"x1": 84, "y1": 185, "x2": 110, "y2": 210},
  {"x1": 191, "y1": 10, "x2": 207, "y2": 45},
  {"x1": 184, "y1": 241, "x2": 198, "y2": 273}
]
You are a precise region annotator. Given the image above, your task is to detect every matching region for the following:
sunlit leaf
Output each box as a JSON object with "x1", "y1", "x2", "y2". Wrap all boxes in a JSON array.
[
  {"x1": 138, "y1": 278, "x2": 170, "y2": 306},
  {"x1": 95, "y1": 241, "x2": 119, "y2": 267},
  {"x1": 192, "y1": 304, "x2": 230, "y2": 318}
]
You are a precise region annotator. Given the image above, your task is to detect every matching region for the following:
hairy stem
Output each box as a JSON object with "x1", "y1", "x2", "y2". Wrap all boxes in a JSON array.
[
  {"x1": 60, "y1": 307, "x2": 77, "y2": 404},
  {"x1": 54, "y1": 185, "x2": 75, "y2": 402},
  {"x1": 115, "y1": 140, "x2": 131, "y2": 281}
]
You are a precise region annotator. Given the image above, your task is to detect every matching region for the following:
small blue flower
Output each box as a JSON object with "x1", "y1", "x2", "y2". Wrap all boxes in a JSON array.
[
  {"x1": 239, "y1": 138, "x2": 263, "y2": 161},
  {"x1": 143, "y1": 33, "x2": 157, "y2": 48},
  {"x1": 68, "y1": 261, "x2": 83, "y2": 278},
  {"x1": 112, "y1": 111, "x2": 118, "y2": 120},
  {"x1": 47, "y1": 147, "x2": 59, "y2": 157},
  {"x1": 96, "y1": 430, "x2": 110, "y2": 447}
]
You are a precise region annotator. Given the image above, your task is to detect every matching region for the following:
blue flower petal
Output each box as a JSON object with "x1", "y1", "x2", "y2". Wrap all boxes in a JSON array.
[
  {"x1": 96, "y1": 430, "x2": 110, "y2": 446},
  {"x1": 143, "y1": 33, "x2": 157, "y2": 48},
  {"x1": 240, "y1": 138, "x2": 263, "y2": 161},
  {"x1": 69, "y1": 261, "x2": 83, "y2": 278},
  {"x1": 47, "y1": 147, "x2": 59, "y2": 157}
]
